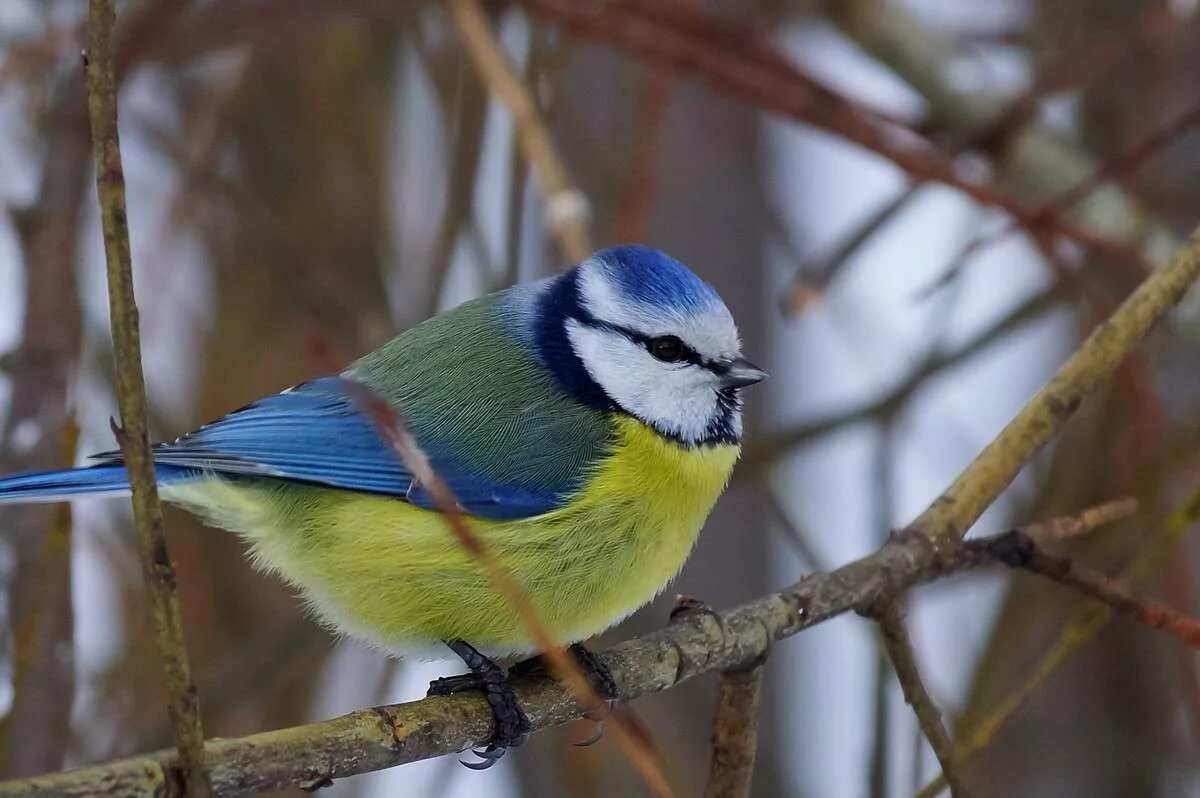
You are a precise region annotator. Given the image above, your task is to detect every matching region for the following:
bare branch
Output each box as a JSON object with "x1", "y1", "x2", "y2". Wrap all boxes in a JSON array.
[
  {"x1": 705, "y1": 660, "x2": 766, "y2": 798},
  {"x1": 1018, "y1": 497, "x2": 1138, "y2": 543},
  {"x1": 83, "y1": 2, "x2": 210, "y2": 795},
  {"x1": 449, "y1": 0, "x2": 592, "y2": 263},
  {"x1": 872, "y1": 602, "x2": 968, "y2": 797},
  {"x1": 905, "y1": 225, "x2": 1200, "y2": 542},
  {"x1": 515, "y1": 0, "x2": 1148, "y2": 274},
  {"x1": 996, "y1": 532, "x2": 1200, "y2": 648}
]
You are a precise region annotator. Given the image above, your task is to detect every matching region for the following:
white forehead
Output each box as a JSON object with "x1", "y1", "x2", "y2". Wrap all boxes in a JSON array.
[{"x1": 576, "y1": 260, "x2": 741, "y2": 358}]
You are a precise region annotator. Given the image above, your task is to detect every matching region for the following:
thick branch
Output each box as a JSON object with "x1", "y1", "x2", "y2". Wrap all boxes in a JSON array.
[
  {"x1": 83, "y1": 2, "x2": 210, "y2": 796},
  {"x1": 0, "y1": 535, "x2": 1005, "y2": 797}
]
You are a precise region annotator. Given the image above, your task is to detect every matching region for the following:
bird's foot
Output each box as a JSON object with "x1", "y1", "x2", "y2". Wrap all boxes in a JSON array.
[
  {"x1": 670, "y1": 593, "x2": 726, "y2": 636},
  {"x1": 509, "y1": 642, "x2": 617, "y2": 699},
  {"x1": 427, "y1": 639, "x2": 529, "y2": 770},
  {"x1": 509, "y1": 642, "x2": 618, "y2": 746}
]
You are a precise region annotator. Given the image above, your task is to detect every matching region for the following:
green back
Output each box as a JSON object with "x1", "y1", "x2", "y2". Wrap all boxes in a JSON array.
[{"x1": 351, "y1": 288, "x2": 614, "y2": 499}]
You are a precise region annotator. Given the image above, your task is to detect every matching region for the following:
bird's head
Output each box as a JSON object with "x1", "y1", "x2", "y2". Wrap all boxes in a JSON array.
[{"x1": 533, "y1": 245, "x2": 766, "y2": 446}]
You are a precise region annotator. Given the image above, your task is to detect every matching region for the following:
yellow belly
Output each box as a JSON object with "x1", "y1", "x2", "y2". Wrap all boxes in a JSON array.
[{"x1": 166, "y1": 416, "x2": 739, "y2": 655}]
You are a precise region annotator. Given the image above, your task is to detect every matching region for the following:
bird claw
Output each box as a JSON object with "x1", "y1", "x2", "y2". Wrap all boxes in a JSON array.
[
  {"x1": 431, "y1": 639, "x2": 530, "y2": 770},
  {"x1": 568, "y1": 643, "x2": 618, "y2": 700},
  {"x1": 573, "y1": 716, "x2": 607, "y2": 747},
  {"x1": 671, "y1": 594, "x2": 728, "y2": 650},
  {"x1": 460, "y1": 744, "x2": 510, "y2": 769}
]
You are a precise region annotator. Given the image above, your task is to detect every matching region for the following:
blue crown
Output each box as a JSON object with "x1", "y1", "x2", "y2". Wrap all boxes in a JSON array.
[{"x1": 591, "y1": 245, "x2": 721, "y2": 313}]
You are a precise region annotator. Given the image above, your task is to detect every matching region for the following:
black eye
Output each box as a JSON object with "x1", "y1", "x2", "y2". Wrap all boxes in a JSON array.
[{"x1": 648, "y1": 335, "x2": 685, "y2": 362}]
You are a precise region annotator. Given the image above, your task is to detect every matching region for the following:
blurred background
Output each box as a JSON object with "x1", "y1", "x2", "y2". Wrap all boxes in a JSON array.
[{"x1": 2, "y1": 0, "x2": 1200, "y2": 795}]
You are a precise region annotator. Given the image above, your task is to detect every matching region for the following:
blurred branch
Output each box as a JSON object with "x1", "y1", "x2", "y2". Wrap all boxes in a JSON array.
[
  {"x1": 918, "y1": 491, "x2": 1200, "y2": 798},
  {"x1": 1018, "y1": 496, "x2": 1138, "y2": 543},
  {"x1": 780, "y1": 184, "x2": 920, "y2": 317},
  {"x1": 83, "y1": 2, "x2": 210, "y2": 796},
  {"x1": 0, "y1": 426, "x2": 77, "y2": 770},
  {"x1": 927, "y1": 98, "x2": 1200, "y2": 295},
  {"x1": 704, "y1": 660, "x2": 766, "y2": 798},
  {"x1": 822, "y1": 0, "x2": 1159, "y2": 233},
  {"x1": 743, "y1": 281, "x2": 1072, "y2": 468},
  {"x1": 960, "y1": 5, "x2": 1171, "y2": 154},
  {"x1": 615, "y1": 59, "x2": 678, "y2": 243},
  {"x1": 449, "y1": 0, "x2": 593, "y2": 263},
  {"x1": 515, "y1": 0, "x2": 1147, "y2": 274},
  {"x1": 870, "y1": 601, "x2": 967, "y2": 798},
  {"x1": 1000, "y1": 533, "x2": 1200, "y2": 647},
  {"x1": 906, "y1": 225, "x2": 1200, "y2": 542}
]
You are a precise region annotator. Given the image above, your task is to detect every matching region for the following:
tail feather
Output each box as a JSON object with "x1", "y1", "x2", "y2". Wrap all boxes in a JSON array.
[{"x1": 0, "y1": 464, "x2": 192, "y2": 504}]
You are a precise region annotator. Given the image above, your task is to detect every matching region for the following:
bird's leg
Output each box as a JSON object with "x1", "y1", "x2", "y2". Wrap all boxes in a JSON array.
[
  {"x1": 509, "y1": 642, "x2": 618, "y2": 748},
  {"x1": 427, "y1": 639, "x2": 529, "y2": 769},
  {"x1": 509, "y1": 643, "x2": 617, "y2": 699}
]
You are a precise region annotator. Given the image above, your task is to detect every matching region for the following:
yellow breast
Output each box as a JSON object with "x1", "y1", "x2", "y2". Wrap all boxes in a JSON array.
[{"x1": 168, "y1": 415, "x2": 740, "y2": 655}]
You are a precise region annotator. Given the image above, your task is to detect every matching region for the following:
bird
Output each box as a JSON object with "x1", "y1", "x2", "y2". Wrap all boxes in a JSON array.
[{"x1": 0, "y1": 244, "x2": 766, "y2": 766}]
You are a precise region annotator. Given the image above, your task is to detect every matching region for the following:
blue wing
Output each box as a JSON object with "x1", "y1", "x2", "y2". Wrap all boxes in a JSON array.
[{"x1": 90, "y1": 377, "x2": 566, "y2": 519}]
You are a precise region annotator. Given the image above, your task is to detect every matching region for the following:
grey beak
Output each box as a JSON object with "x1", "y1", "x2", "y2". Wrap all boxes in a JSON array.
[{"x1": 718, "y1": 357, "x2": 768, "y2": 389}]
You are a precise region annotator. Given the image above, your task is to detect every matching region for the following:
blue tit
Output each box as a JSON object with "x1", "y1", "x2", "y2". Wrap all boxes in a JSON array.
[{"x1": 0, "y1": 244, "x2": 766, "y2": 763}]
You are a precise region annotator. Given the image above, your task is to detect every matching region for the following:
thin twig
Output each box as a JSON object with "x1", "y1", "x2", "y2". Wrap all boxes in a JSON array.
[
  {"x1": 743, "y1": 282, "x2": 1072, "y2": 469},
  {"x1": 871, "y1": 602, "x2": 969, "y2": 797},
  {"x1": 994, "y1": 531, "x2": 1200, "y2": 648},
  {"x1": 83, "y1": 2, "x2": 210, "y2": 796},
  {"x1": 337, "y1": 378, "x2": 675, "y2": 798},
  {"x1": 704, "y1": 661, "x2": 766, "y2": 798},
  {"x1": 905, "y1": 224, "x2": 1200, "y2": 542},
  {"x1": 780, "y1": 184, "x2": 920, "y2": 317},
  {"x1": 517, "y1": 0, "x2": 1148, "y2": 274},
  {"x1": 1018, "y1": 497, "x2": 1138, "y2": 542},
  {"x1": 917, "y1": 490, "x2": 1200, "y2": 798},
  {"x1": 449, "y1": 0, "x2": 592, "y2": 263},
  {"x1": 926, "y1": 98, "x2": 1200, "y2": 295}
]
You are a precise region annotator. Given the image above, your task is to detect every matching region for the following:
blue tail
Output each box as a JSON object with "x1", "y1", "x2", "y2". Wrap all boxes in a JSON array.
[{"x1": 0, "y1": 464, "x2": 193, "y2": 504}]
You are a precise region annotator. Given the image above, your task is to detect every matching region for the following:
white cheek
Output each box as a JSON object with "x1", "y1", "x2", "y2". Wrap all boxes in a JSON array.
[{"x1": 566, "y1": 321, "x2": 723, "y2": 443}]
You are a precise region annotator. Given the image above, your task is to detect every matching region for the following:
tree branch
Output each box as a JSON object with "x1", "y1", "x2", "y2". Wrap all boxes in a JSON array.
[
  {"x1": 705, "y1": 659, "x2": 766, "y2": 798},
  {"x1": 515, "y1": 0, "x2": 1148, "y2": 273},
  {"x1": 997, "y1": 531, "x2": 1200, "y2": 648},
  {"x1": 0, "y1": 533, "x2": 1011, "y2": 797},
  {"x1": 448, "y1": 0, "x2": 593, "y2": 263},
  {"x1": 905, "y1": 224, "x2": 1200, "y2": 542},
  {"x1": 83, "y1": 2, "x2": 210, "y2": 795},
  {"x1": 871, "y1": 601, "x2": 968, "y2": 797}
]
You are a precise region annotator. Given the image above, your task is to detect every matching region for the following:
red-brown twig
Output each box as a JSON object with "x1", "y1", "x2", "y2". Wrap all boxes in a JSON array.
[
  {"x1": 994, "y1": 532, "x2": 1200, "y2": 648},
  {"x1": 337, "y1": 377, "x2": 675, "y2": 798},
  {"x1": 1017, "y1": 497, "x2": 1139, "y2": 543},
  {"x1": 516, "y1": 0, "x2": 1149, "y2": 275},
  {"x1": 925, "y1": 98, "x2": 1200, "y2": 295}
]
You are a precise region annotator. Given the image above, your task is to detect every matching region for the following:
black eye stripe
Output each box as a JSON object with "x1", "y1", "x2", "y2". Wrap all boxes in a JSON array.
[{"x1": 587, "y1": 320, "x2": 716, "y2": 368}]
